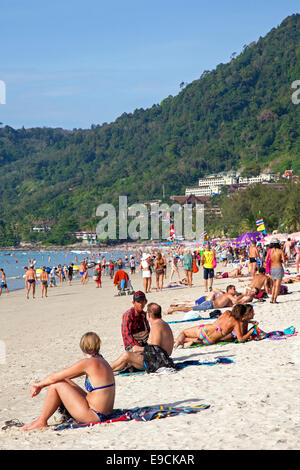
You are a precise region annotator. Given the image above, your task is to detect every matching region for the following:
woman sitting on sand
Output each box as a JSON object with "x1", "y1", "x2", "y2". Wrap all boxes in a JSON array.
[
  {"x1": 174, "y1": 304, "x2": 258, "y2": 348},
  {"x1": 22, "y1": 332, "x2": 115, "y2": 430}
]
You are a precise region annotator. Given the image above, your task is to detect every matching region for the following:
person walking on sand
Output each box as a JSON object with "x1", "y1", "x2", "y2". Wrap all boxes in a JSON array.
[
  {"x1": 201, "y1": 243, "x2": 215, "y2": 292},
  {"x1": 22, "y1": 332, "x2": 115, "y2": 430},
  {"x1": 248, "y1": 241, "x2": 260, "y2": 278},
  {"x1": 79, "y1": 260, "x2": 87, "y2": 285},
  {"x1": 154, "y1": 252, "x2": 165, "y2": 292},
  {"x1": 266, "y1": 238, "x2": 285, "y2": 304},
  {"x1": 94, "y1": 263, "x2": 102, "y2": 288},
  {"x1": 169, "y1": 255, "x2": 181, "y2": 284},
  {"x1": 183, "y1": 249, "x2": 193, "y2": 288},
  {"x1": 0, "y1": 268, "x2": 9, "y2": 296},
  {"x1": 40, "y1": 267, "x2": 49, "y2": 298},
  {"x1": 141, "y1": 253, "x2": 152, "y2": 293},
  {"x1": 25, "y1": 265, "x2": 37, "y2": 299}
]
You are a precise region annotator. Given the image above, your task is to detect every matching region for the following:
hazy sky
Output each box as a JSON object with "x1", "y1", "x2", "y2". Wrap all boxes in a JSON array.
[{"x1": 1, "y1": 0, "x2": 299, "y2": 129}]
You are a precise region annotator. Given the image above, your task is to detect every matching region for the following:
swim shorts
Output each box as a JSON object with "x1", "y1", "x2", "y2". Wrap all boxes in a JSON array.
[
  {"x1": 192, "y1": 300, "x2": 214, "y2": 311},
  {"x1": 143, "y1": 344, "x2": 177, "y2": 373},
  {"x1": 203, "y1": 268, "x2": 214, "y2": 280}
]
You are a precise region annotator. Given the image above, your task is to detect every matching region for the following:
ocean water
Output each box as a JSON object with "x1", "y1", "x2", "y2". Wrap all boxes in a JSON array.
[{"x1": 0, "y1": 249, "x2": 133, "y2": 292}]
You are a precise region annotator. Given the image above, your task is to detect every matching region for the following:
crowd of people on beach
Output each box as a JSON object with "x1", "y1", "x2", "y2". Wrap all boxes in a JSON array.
[{"x1": 19, "y1": 236, "x2": 300, "y2": 430}]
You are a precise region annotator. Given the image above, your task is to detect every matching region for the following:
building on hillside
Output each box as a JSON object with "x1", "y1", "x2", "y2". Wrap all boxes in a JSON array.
[
  {"x1": 69, "y1": 231, "x2": 97, "y2": 243},
  {"x1": 31, "y1": 221, "x2": 52, "y2": 232},
  {"x1": 170, "y1": 194, "x2": 222, "y2": 218},
  {"x1": 238, "y1": 172, "x2": 275, "y2": 184}
]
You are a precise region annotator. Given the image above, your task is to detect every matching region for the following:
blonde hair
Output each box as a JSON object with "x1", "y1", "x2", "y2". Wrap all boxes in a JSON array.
[{"x1": 80, "y1": 332, "x2": 101, "y2": 357}]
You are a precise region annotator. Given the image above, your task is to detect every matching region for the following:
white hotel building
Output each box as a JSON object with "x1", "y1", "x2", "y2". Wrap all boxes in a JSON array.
[{"x1": 185, "y1": 172, "x2": 274, "y2": 197}]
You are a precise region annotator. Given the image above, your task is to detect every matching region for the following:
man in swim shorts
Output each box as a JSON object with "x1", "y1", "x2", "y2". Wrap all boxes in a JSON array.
[
  {"x1": 25, "y1": 265, "x2": 37, "y2": 299},
  {"x1": 39, "y1": 266, "x2": 49, "y2": 298},
  {"x1": 166, "y1": 285, "x2": 255, "y2": 314},
  {"x1": 111, "y1": 302, "x2": 176, "y2": 373}
]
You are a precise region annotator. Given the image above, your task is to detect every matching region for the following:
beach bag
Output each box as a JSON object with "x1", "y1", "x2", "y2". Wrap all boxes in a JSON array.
[
  {"x1": 212, "y1": 253, "x2": 217, "y2": 269},
  {"x1": 192, "y1": 261, "x2": 199, "y2": 273},
  {"x1": 279, "y1": 285, "x2": 288, "y2": 295}
]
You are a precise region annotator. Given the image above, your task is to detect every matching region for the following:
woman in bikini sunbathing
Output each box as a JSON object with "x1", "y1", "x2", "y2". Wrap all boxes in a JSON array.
[
  {"x1": 22, "y1": 332, "x2": 115, "y2": 430},
  {"x1": 174, "y1": 304, "x2": 258, "y2": 348}
]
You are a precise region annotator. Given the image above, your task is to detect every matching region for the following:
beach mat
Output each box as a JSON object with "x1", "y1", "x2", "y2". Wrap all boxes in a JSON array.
[{"x1": 54, "y1": 403, "x2": 210, "y2": 430}]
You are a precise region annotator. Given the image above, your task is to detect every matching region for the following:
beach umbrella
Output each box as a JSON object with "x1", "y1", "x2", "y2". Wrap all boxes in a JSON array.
[
  {"x1": 289, "y1": 232, "x2": 300, "y2": 240},
  {"x1": 260, "y1": 234, "x2": 288, "y2": 244},
  {"x1": 233, "y1": 232, "x2": 263, "y2": 246}
]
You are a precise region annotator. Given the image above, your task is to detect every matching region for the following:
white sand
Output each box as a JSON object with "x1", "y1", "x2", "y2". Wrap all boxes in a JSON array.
[{"x1": 0, "y1": 267, "x2": 299, "y2": 450}]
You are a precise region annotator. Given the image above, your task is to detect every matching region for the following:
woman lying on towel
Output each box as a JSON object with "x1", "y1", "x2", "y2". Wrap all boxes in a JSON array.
[
  {"x1": 174, "y1": 304, "x2": 257, "y2": 348},
  {"x1": 22, "y1": 332, "x2": 115, "y2": 430}
]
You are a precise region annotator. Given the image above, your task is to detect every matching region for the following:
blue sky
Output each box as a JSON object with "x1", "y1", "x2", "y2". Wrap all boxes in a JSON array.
[{"x1": 0, "y1": 0, "x2": 299, "y2": 129}]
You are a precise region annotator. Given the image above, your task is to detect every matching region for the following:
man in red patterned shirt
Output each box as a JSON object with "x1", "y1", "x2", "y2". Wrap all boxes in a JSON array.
[{"x1": 121, "y1": 291, "x2": 150, "y2": 351}]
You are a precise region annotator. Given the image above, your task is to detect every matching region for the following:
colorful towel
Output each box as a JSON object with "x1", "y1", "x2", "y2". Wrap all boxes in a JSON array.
[
  {"x1": 249, "y1": 325, "x2": 297, "y2": 341},
  {"x1": 54, "y1": 404, "x2": 210, "y2": 430}
]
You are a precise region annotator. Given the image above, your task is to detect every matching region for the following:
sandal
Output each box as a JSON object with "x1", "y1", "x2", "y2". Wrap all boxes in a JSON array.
[{"x1": 2, "y1": 419, "x2": 24, "y2": 430}]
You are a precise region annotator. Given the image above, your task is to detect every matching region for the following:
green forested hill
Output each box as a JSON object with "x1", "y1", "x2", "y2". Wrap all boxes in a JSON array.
[{"x1": 1, "y1": 14, "x2": 300, "y2": 244}]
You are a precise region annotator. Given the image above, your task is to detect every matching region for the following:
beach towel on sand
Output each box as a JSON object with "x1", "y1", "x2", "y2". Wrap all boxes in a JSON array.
[{"x1": 54, "y1": 404, "x2": 210, "y2": 430}]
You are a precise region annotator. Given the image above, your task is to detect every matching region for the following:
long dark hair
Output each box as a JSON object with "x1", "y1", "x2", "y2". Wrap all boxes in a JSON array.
[{"x1": 269, "y1": 243, "x2": 282, "y2": 249}]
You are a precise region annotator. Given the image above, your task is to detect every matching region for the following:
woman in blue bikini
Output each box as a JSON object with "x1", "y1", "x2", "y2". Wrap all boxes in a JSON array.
[{"x1": 22, "y1": 332, "x2": 115, "y2": 430}]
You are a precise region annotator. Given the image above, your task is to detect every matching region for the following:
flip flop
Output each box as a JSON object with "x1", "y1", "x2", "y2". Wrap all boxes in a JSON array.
[{"x1": 2, "y1": 419, "x2": 24, "y2": 430}]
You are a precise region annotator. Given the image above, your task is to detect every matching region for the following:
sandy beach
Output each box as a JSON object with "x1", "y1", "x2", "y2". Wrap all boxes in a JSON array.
[{"x1": 0, "y1": 264, "x2": 299, "y2": 450}]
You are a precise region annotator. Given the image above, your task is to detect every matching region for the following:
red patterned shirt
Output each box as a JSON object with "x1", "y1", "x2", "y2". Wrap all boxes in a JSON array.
[{"x1": 121, "y1": 307, "x2": 150, "y2": 350}]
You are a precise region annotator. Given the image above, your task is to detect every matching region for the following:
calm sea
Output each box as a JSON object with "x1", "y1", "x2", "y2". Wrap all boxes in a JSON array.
[{"x1": 0, "y1": 249, "x2": 134, "y2": 292}]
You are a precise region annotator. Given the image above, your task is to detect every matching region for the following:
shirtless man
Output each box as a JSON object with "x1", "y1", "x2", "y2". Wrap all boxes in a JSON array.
[
  {"x1": 39, "y1": 267, "x2": 49, "y2": 298},
  {"x1": 248, "y1": 267, "x2": 272, "y2": 295},
  {"x1": 248, "y1": 242, "x2": 260, "y2": 278},
  {"x1": 25, "y1": 265, "x2": 37, "y2": 299},
  {"x1": 79, "y1": 260, "x2": 87, "y2": 285},
  {"x1": 111, "y1": 303, "x2": 176, "y2": 373},
  {"x1": 215, "y1": 264, "x2": 246, "y2": 279},
  {"x1": 166, "y1": 285, "x2": 255, "y2": 314}
]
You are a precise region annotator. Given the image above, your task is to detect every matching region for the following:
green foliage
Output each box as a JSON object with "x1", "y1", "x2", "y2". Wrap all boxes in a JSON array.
[{"x1": 205, "y1": 182, "x2": 300, "y2": 236}]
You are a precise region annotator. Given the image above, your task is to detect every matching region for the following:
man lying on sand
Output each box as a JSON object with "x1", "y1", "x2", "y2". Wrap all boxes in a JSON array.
[
  {"x1": 215, "y1": 265, "x2": 247, "y2": 279},
  {"x1": 111, "y1": 303, "x2": 176, "y2": 373},
  {"x1": 174, "y1": 304, "x2": 258, "y2": 348},
  {"x1": 166, "y1": 285, "x2": 257, "y2": 314}
]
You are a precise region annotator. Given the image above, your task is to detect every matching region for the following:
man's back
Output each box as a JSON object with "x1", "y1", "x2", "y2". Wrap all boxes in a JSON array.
[
  {"x1": 214, "y1": 293, "x2": 233, "y2": 308},
  {"x1": 250, "y1": 273, "x2": 266, "y2": 289},
  {"x1": 148, "y1": 319, "x2": 174, "y2": 356}
]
